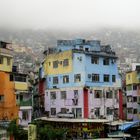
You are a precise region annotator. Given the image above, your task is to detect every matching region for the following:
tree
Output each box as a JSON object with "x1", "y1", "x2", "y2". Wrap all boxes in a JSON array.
[{"x1": 7, "y1": 118, "x2": 28, "y2": 140}]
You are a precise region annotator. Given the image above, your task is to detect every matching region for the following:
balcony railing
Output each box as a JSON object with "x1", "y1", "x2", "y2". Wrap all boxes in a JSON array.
[
  {"x1": 0, "y1": 48, "x2": 13, "y2": 56},
  {"x1": 17, "y1": 99, "x2": 32, "y2": 106}
]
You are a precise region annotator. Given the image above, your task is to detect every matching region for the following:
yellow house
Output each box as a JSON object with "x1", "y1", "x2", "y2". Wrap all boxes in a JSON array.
[
  {"x1": 0, "y1": 45, "x2": 13, "y2": 72},
  {"x1": 126, "y1": 71, "x2": 139, "y2": 85},
  {"x1": 43, "y1": 50, "x2": 73, "y2": 75}
]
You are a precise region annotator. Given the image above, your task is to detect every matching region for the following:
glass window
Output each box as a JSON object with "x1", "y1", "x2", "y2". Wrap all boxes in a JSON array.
[
  {"x1": 53, "y1": 61, "x2": 58, "y2": 68},
  {"x1": 92, "y1": 74, "x2": 100, "y2": 82},
  {"x1": 133, "y1": 109, "x2": 137, "y2": 114},
  {"x1": 94, "y1": 90, "x2": 102, "y2": 98},
  {"x1": 112, "y1": 75, "x2": 116, "y2": 82},
  {"x1": 104, "y1": 74, "x2": 110, "y2": 82},
  {"x1": 51, "y1": 108, "x2": 56, "y2": 115},
  {"x1": 127, "y1": 108, "x2": 133, "y2": 113},
  {"x1": 106, "y1": 91, "x2": 112, "y2": 98},
  {"x1": 61, "y1": 91, "x2": 67, "y2": 99},
  {"x1": 0, "y1": 95, "x2": 4, "y2": 102},
  {"x1": 74, "y1": 74, "x2": 81, "y2": 82},
  {"x1": 22, "y1": 110, "x2": 28, "y2": 120},
  {"x1": 127, "y1": 96, "x2": 132, "y2": 102},
  {"x1": 95, "y1": 108, "x2": 100, "y2": 117},
  {"x1": 63, "y1": 59, "x2": 69, "y2": 67},
  {"x1": 53, "y1": 77, "x2": 58, "y2": 84},
  {"x1": 133, "y1": 85, "x2": 137, "y2": 90},
  {"x1": 103, "y1": 58, "x2": 109, "y2": 65},
  {"x1": 107, "y1": 107, "x2": 113, "y2": 115},
  {"x1": 133, "y1": 97, "x2": 137, "y2": 102},
  {"x1": 63, "y1": 75, "x2": 69, "y2": 83},
  {"x1": 61, "y1": 108, "x2": 67, "y2": 113},
  {"x1": 91, "y1": 56, "x2": 99, "y2": 64},
  {"x1": 126, "y1": 85, "x2": 132, "y2": 91},
  {"x1": 50, "y1": 92, "x2": 56, "y2": 99}
]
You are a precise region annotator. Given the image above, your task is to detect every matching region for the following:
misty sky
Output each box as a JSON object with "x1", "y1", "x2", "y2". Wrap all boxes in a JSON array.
[{"x1": 1, "y1": 0, "x2": 140, "y2": 30}]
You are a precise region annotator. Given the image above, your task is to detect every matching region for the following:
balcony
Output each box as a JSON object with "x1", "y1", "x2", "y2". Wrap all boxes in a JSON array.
[
  {"x1": 0, "y1": 48, "x2": 13, "y2": 57},
  {"x1": 17, "y1": 99, "x2": 32, "y2": 106},
  {"x1": 15, "y1": 81, "x2": 28, "y2": 90}
]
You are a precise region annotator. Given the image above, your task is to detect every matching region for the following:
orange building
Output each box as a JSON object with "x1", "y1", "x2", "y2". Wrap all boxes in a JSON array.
[{"x1": 0, "y1": 41, "x2": 19, "y2": 120}]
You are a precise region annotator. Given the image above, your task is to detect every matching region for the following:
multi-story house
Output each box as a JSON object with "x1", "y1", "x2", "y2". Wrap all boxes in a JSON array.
[
  {"x1": 0, "y1": 41, "x2": 18, "y2": 120},
  {"x1": 126, "y1": 67, "x2": 140, "y2": 121},
  {"x1": 42, "y1": 39, "x2": 121, "y2": 120},
  {"x1": 10, "y1": 66, "x2": 33, "y2": 126}
]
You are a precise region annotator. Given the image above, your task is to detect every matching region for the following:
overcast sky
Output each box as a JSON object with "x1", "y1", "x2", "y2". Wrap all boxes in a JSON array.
[{"x1": 1, "y1": 0, "x2": 140, "y2": 30}]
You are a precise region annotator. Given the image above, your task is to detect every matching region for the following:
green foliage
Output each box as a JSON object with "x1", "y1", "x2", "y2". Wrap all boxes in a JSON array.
[
  {"x1": 38, "y1": 124, "x2": 67, "y2": 140},
  {"x1": 7, "y1": 118, "x2": 28, "y2": 140}
]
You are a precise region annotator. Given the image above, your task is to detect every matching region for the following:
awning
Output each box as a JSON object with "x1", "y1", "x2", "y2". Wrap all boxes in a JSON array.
[{"x1": 119, "y1": 121, "x2": 140, "y2": 131}]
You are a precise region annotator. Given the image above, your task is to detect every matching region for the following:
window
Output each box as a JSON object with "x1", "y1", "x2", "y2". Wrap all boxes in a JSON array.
[
  {"x1": 104, "y1": 74, "x2": 110, "y2": 82},
  {"x1": 22, "y1": 110, "x2": 28, "y2": 120},
  {"x1": 74, "y1": 74, "x2": 81, "y2": 82},
  {"x1": 127, "y1": 96, "x2": 132, "y2": 102},
  {"x1": 61, "y1": 108, "x2": 67, "y2": 113},
  {"x1": 94, "y1": 90, "x2": 102, "y2": 98},
  {"x1": 50, "y1": 92, "x2": 56, "y2": 99},
  {"x1": 7, "y1": 58, "x2": 10, "y2": 65},
  {"x1": 63, "y1": 75, "x2": 69, "y2": 83},
  {"x1": 126, "y1": 85, "x2": 132, "y2": 91},
  {"x1": 0, "y1": 95, "x2": 4, "y2": 102},
  {"x1": 103, "y1": 58, "x2": 109, "y2": 65},
  {"x1": 133, "y1": 85, "x2": 137, "y2": 90},
  {"x1": 10, "y1": 74, "x2": 13, "y2": 81},
  {"x1": 133, "y1": 109, "x2": 137, "y2": 114},
  {"x1": 127, "y1": 108, "x2": 133, "y2": 113},
  {"x1": 63, "y1": 59, "x2": 69, "y2": 67},
  {"x1": 74, "y1": 90, "x2": 78, "y2": 96},
  {"x1": 133, "y1": 97, "x2": 137, "y2": 102},
  {"x1": 107, "y1": 107, "x2": 113, "y2": 115},
  {"x1": 53, "y1": 61, "x2": 58, "y2": 68},
  {"x1": 0, "y1": 56, "x2": 3, "y2": 64},
  {"x1": 53, "y1": 77, "x2": 58, "y2": 84},
  {"x1": 95, "y1": 108, "x2": 100, "y2": 117},
  {"x1": 20, "y1": 95, "x2": 23, "y2": 101},
  {"x1": 106, "y1": 91, "x2": 112, "y2": 98},
  {"x1": 61, "y1": 91, "x2": 66, "y2": 99},
  {"x1": 91, "y1": 56, "x2": 99, "y2": 64},
  {"x1": 112, "y1": 75, "x2": 116, "y2": 82},
  {"x1": 51, "y1": 108, "x2": 56, "y2": 115},
  {"x1": 48, "y1": 62, "x2": 51, "y2": 66},
  {"x1": 92, "y1": 74, "x2": 100, "y2": 82},
  {"x1": 14, "y1": 75, "x2": 26, "y2": 82}
]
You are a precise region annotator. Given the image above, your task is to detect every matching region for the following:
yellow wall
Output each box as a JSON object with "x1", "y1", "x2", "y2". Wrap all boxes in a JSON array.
[
  {"x1": 126, "y1": 71, "x2": 139, "y2": 85},
  {"x1": 0, "y1": 56, "x2": 13, "y2": 72},
  {"x1": 43, "y1": 50, "x2": 72, "y2": 75},
  {"x1": 15, "y1": 82, "x2": 28, "y2": 90}
]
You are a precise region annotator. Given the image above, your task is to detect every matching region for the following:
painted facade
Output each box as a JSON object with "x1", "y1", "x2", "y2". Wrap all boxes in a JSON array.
[
  {"x1": 13, "y1": 72, "x2": 32, "y2": 126},
  {"x1": 126, "y1": 70, "x2": 140, "y2": 121},
  {"x1": 43, "y1": 39, "x2": 121, "y2": 120},
  {"x1": 0, "y1": 41, "x2": 19, "y2": 120}
]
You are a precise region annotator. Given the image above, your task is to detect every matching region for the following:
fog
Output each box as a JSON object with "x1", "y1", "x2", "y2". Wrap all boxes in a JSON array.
[{"x1": 0, "y1": 0, "x2": 140, "y2": 30}]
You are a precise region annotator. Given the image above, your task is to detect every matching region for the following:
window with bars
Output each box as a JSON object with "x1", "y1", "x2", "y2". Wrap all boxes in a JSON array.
[
  {"x1": 50, "y1": 92, "x2": 56, "y2": 99},
  {"x1": 63, "y1": 75, "x2": 69, "y2": 83},
  {"x1": 92, "y1": 74, "x2": 100, "y2": 82},
  {"x1": 91, "y1": 56, "x2": 99, "y2": 64},
  {"x1": 51, "y1": 108, "x2": 56, "y2": 115},
  {"x1": 74, "y1": 74, "x2": 81, "y2": 82},
  {"x1": 63, "y1": 59, "x2": 69, "y2": 67},
  {"x1": 53, "y1": 77, "x2": 58, "y2": 84},
  {"x1": 104, "y1": 74, "x2": 110, "y2": 82},
  {"x1": 61, "y1": 91, "x2": 67, "y2": 99}
]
